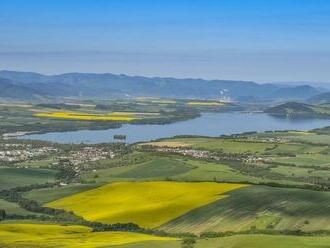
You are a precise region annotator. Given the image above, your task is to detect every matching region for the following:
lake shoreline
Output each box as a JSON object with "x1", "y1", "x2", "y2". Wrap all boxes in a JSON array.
[{"x1": 17, "y1": 112, "x2": 330, "y2": 144}]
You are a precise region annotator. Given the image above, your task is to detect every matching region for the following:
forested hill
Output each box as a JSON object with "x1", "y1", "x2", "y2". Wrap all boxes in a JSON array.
[
  {"x1": 265, "y1": 102, "x2": 330, "y2": 118},
  {"x1": 0, "y1": 77, "x2": 43, "y2": 99},
  {"x1": 0, "y1": 70, "x2": 323, "y2": 101},
  {"x1": 309, "y1": 92, "x2": 330, "y2": 104}
]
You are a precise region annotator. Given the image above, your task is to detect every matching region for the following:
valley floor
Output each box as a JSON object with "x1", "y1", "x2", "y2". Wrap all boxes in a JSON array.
[{"x1": 1, "y1": 120, "x2": 330, "y2": 247}]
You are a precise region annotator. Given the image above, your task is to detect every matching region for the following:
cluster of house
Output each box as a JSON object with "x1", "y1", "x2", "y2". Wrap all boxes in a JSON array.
[
  {"x1": 151, "y1": 146, "x2": 265, "y2": 164},
  {"x1": 0, "y1": 143, "x2": 58, "y2": 162},
  {"x1": 58, "y1": 146, "x2": 116, "y2": 166},
  {"x1": 248, "y1": 136, "x2": 287, "y2": 143}
]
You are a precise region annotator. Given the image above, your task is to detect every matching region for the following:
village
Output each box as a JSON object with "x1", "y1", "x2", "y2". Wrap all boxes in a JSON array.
[
  {"x1": 148, "y1": 146, "x2": 265, "y2": 164},
  {"x1": 0, "y1": 141, "x2": 117, "y2": 167}
]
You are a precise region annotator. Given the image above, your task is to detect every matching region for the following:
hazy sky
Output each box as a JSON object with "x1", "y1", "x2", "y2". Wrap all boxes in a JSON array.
[{"x1": 1, "y1": 0, "x2": 330, "y2": 82}]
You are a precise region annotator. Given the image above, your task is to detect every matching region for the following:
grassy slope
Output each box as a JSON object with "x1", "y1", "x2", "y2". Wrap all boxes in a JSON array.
[
  {"x1": 293, "y1": 134, "x2": 330, "y2": 145},
  {"x1": 164, "y1": 137, "x2": 275, "y2": 153},
  {"x1": 82, "y1": 155, "x2": 249, "y2": 183},
  {"x1": 24, "y1": 183, "x2": 99, "y2": 204},
  {"x1": 172, "y1": 160, "x2": 257, "y2": 182},
  {"x1": 0, "y1": 167, "x2": 57, "y2": 189},
  {"x1": 271, "y1": 166, "x2": 330, "y2": 180},
  {"x1": 160, "y1": 185, "x2": 330, "y2": 234},
  {"x1": 147, "y1": 135, "x2": 329, "y2": 186},
  {"x1": 152, "y1": 136, "x2": 327, "y2": 155},
  {"x1": 81, "y1": 156, "x2": 197, "y2": 183},
  {"x1": 170, "y1": 159, "x2": 301, "y2": 185},
  {"x1": 14, "y1": 157, "x2": 56, "y2": 168},
  {"x1": 195, "y1": 235, "x2": 330, "y2": 248},
  {"x1": 82, "y1": 155, "x2": 307, "y2": 187},
  {"x1": 0, "y1": 199, "x2": 37, "y2": 216},
  {"x1": 272, "y1": 154, "x2": 330, "y2": 168},
  {"x1": 118, "y1": 235, "x2": 330, "y2": 248},
  {"x1": 116, "y1": 158, "x2": 193, "y2": 178}
]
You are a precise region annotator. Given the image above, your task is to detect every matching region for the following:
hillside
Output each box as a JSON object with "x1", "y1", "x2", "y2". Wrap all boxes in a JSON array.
[
  {"x1": 264, "y1": 102, "x2": 330, "y2": 118},
  {"x1": 0, "y1": 77, "x2": 43, "y2": 99},
  {"x1": 309, "y1": 92, "x2": 330, "y2": 103},
  {"x1": 0, "y1": 70, "x2": 322, "y2": 100}
]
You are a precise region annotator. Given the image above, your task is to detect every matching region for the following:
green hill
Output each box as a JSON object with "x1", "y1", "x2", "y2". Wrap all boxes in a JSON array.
[
  {"x1": 265, "y1": 102, "x2": 330, "y2": 118},
  {"x1": 0, "y1": 77, "x2": 42, "y2": 99}
]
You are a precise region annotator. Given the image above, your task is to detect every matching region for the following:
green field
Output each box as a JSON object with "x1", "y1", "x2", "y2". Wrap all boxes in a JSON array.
[
  {"x1": 151, "y1": 135, "x2": 328, "y2": 155},
  {"x1": 293, "y1": 134, "x2": 330, "y2": 145},
  {"x1": 194, "y1": 235, "x2": 330, "y2": 248},
  {"x1": 24, "y1": 183, "x2": 99, "y2": 204},
  {"x1": 14, "y1": 157, "x2": 56, "y2": 168},
  {"x1": 0, "y1": 167, "x2": 57, "y2": 189},
  {"x1": 160, "y1": 185, "x2": 330, "y2": 234},
  {"x1": 117, "y1": 234, "x2": 330, "y2": 248},
  {"x1": 271, "y1": 165, "x2": 330, "y2": 181},
  {"x1": 81, "y1": 155, "x2": 197, "y2": 183},
  {"x1": 0, "y1": 199, "x2": 37, "y2": 216},
  {"x1": 81, "y1": 156, "x2": 254, "y2": 183},
  {"x1": 159, "y1": 137, "x2": 275, "y2": 153},
  {"x1": 81, "y1": 154, "x2": 308, "y2": 187},
  {"x1": 116, "y1": 158, "x2": 193, "y2": 178},
  {"x1": 272, "y1": 154, "x2": 330, "y2": 169},
  {"x1": 172, "y1": 160, "x2": 258, "y2": 182}
]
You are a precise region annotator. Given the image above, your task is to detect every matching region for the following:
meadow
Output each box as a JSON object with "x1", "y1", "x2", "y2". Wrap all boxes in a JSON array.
[
  {"x1": 145, "y1": 130, "x2": 330, "y2": 187},
  {"x1": 0, "y1": 167, "x2": 56, "y2": 190},
  {"x1": 293, "y1": 134, "x2": 330, "y2": 145},
  {"x1": 78, "y1": 154, "x2": 307, "y2": 186},
  {"x1": 0, "y1": 199, "x2": 37, "y2": 216},
  {"x1": 152, "y1": 137, "x2": 276, "y2": 153},
  {"x1": 151, "y1": 136, "x2": 328, "y2": 155},
  {"x1": 194, "y1": 235, "x2": 330, "y2": 248},
  {"x1": 24, "y1": 183, "x2": 99, "y2": 205},
  {"x1": 160, "y1": 185, "x2": 330, "y2": 234},
  {"x1": 114, "y1": 235, "x2": 330, "y2": 248}
]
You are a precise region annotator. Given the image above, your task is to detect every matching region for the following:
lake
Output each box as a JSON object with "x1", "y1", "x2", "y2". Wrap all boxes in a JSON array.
[{"x1": 19, "y1": 113, "x2": 330, "y2": 144}]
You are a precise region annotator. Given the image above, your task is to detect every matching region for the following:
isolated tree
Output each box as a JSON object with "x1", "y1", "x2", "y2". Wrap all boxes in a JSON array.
[
  {"x1": 0, "y1": 209, "x2": 6, "y2": 221},
  {"x1": 181, "y1": 237, "x2": 196, "y2": 248}
]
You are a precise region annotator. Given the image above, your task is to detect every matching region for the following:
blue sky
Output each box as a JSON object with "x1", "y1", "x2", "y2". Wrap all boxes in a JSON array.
[{"x1": 1, "y1": 0, "x2": 330, "y2": 82}]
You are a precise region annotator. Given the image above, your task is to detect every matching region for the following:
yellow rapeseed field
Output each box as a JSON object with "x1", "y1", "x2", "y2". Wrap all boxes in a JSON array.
[
  {"x1": 187, "y1": 101, "x2": 224, "y2": 106},
  {"x1": 0, "y1": 223, "x2": 176, "y2": 248},
  {"x1": 34, "y1": 111, "x2": 139, "y2": 121},
  {"x1": 47, "y1": 181, "x2": 247, "y2": 228}
]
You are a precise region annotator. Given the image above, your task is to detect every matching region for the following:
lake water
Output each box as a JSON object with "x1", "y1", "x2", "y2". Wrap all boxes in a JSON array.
[{"x1": 19, "y1": 113, "x2": 330, "y2": 144}]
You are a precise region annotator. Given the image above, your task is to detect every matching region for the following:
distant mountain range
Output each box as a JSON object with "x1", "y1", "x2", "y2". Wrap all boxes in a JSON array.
[{"x1": 0, "y1": 70, "x2": 328, "y2": 101}]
